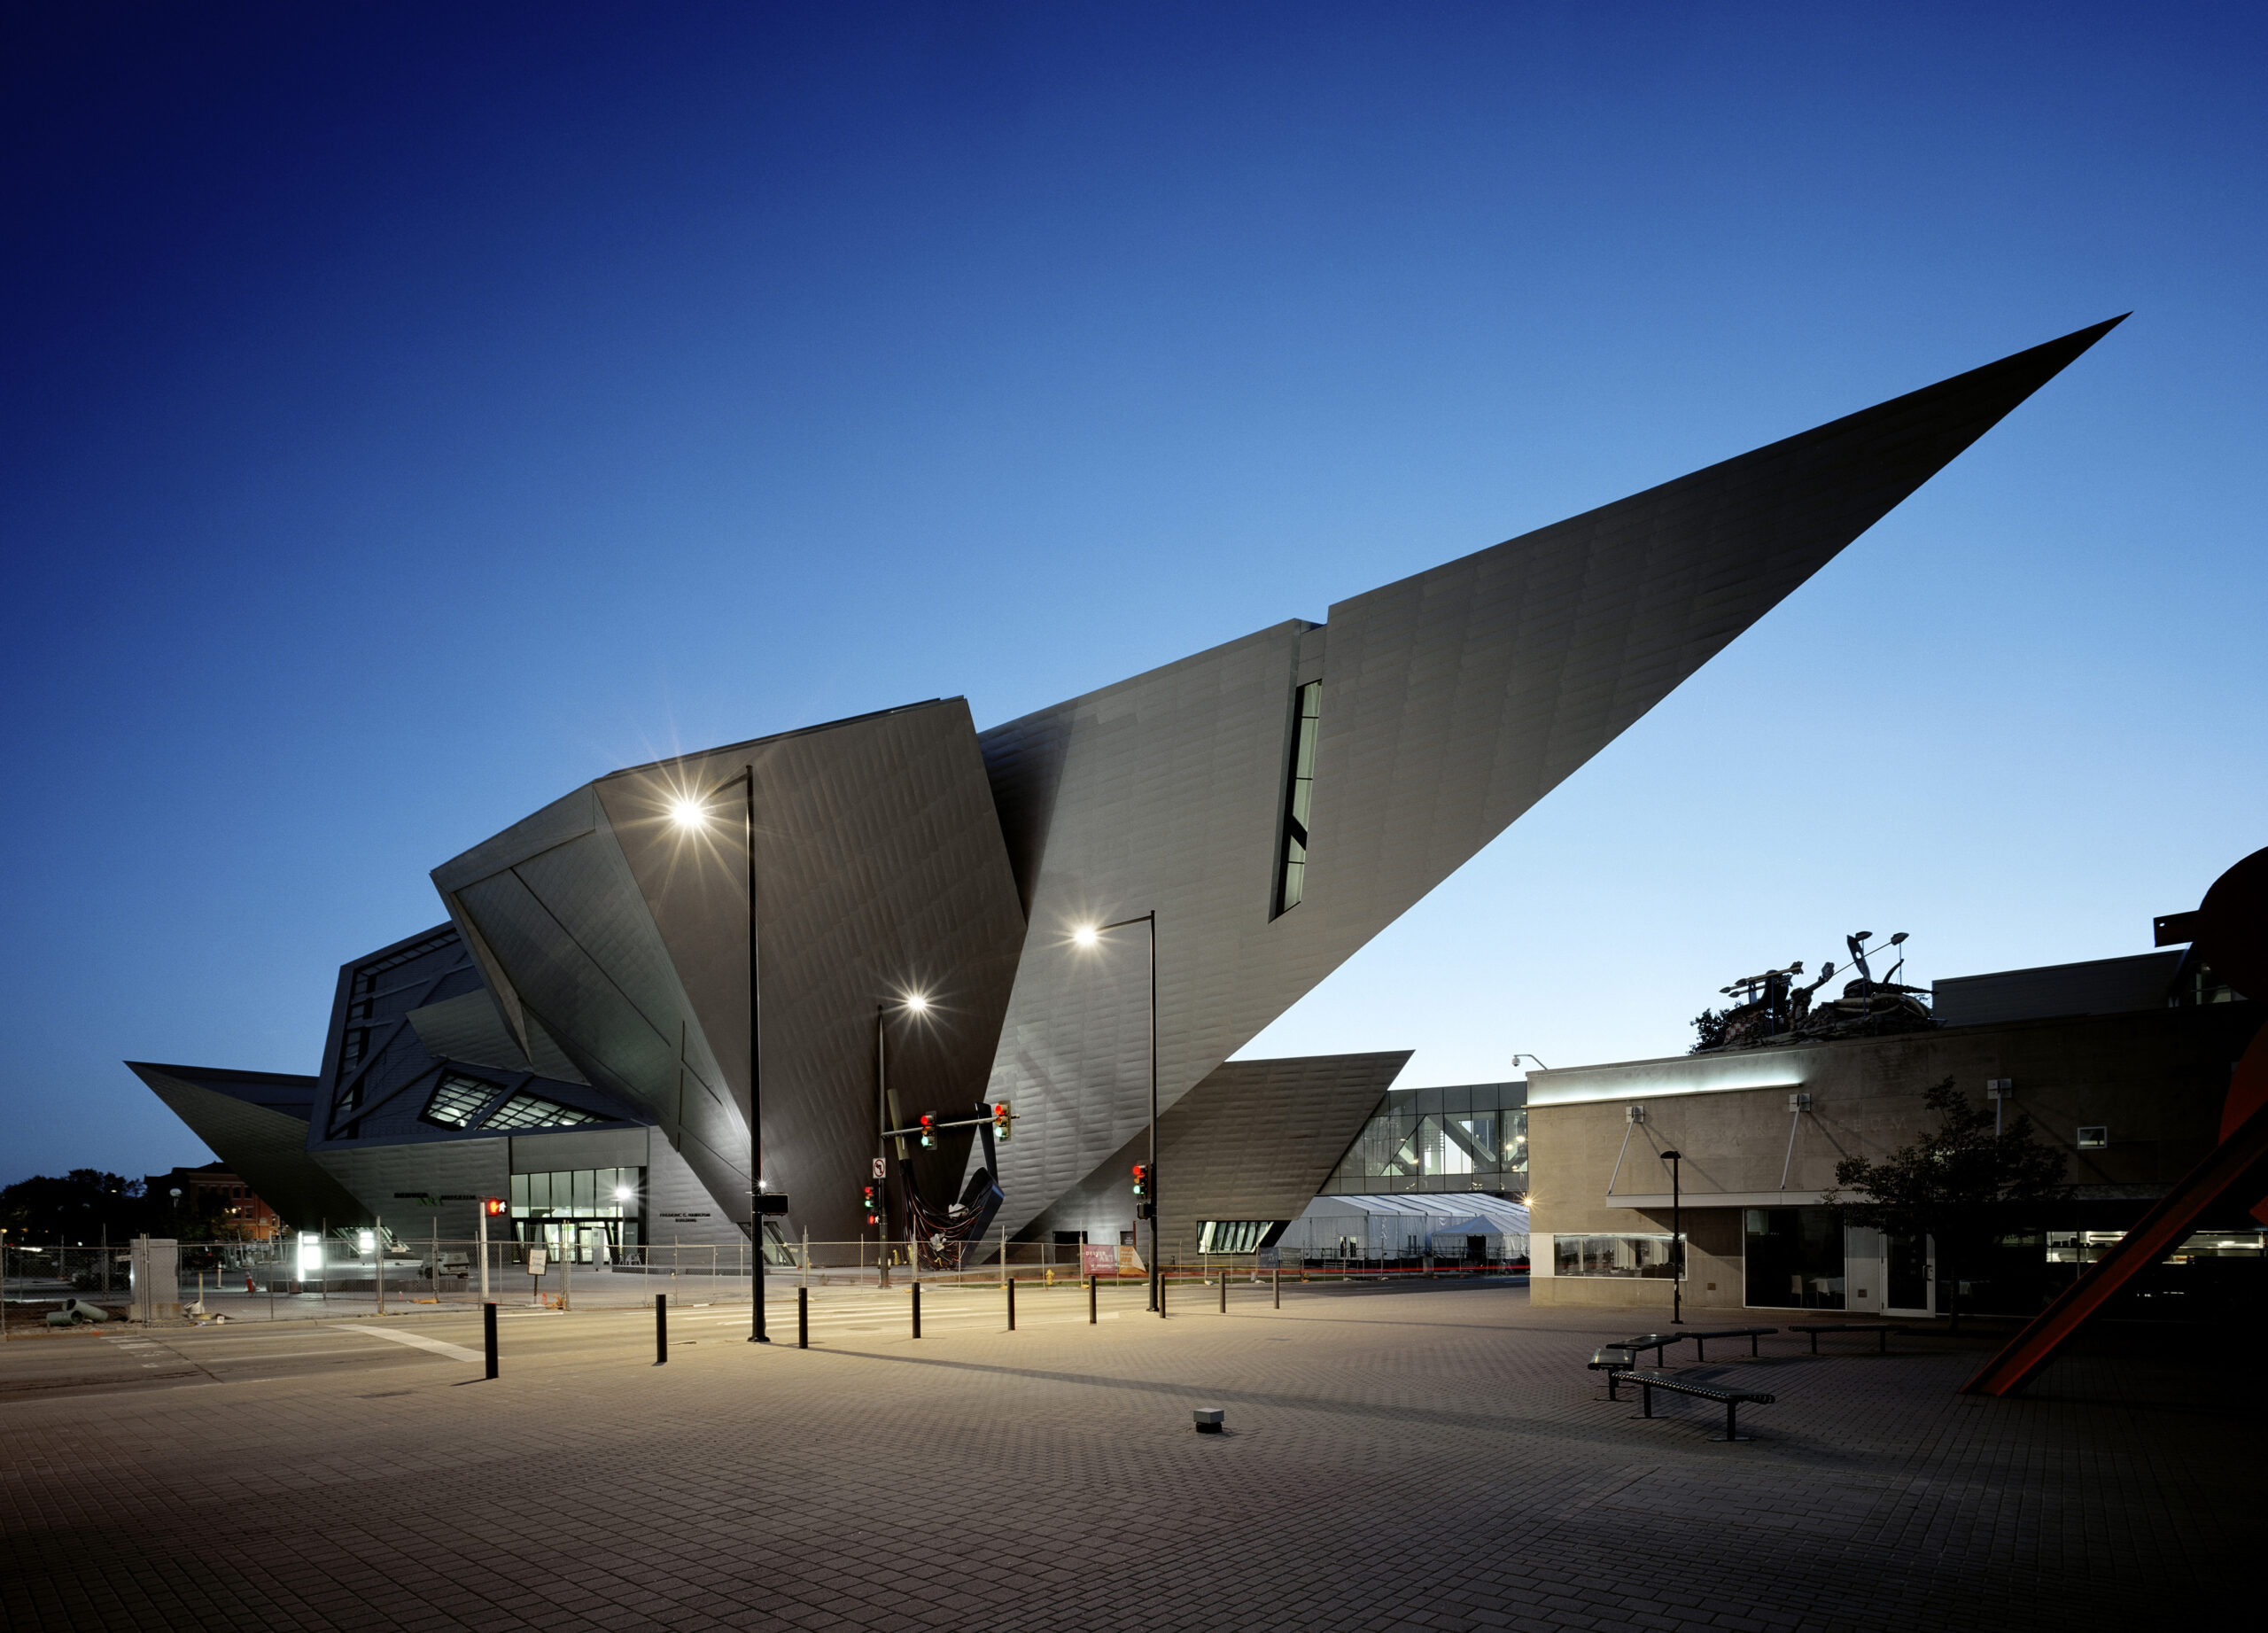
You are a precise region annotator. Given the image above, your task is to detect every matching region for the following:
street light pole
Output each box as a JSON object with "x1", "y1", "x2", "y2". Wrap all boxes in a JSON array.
[
  {"x1": 737, "y1": 766, "x2": 770, "y2": 1344},
  {"x1": 1661, "y1": 1148, "x2": 1683, "y2": 1325},
  {"x1": 668, "y1": 766, "x2": 773, "y2": 1343},
  {"x1": 1079, "y1": 913, "x2": 1161, "y2": 1315},
  {"x1": 871, "y1": 991, "x2": 928, "y2": 1291},
  {"x1": 875, "y1": 1003, "x2": 890, "y2": 1291}
]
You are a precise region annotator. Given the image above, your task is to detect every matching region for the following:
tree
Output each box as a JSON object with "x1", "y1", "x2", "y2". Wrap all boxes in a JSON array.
[
  {"x1": 1821, "y1": 1077, "x2": 2068, "y2": 1331},
  {"x1": 1689, "y1": 1008, "x2": 1729, "y2": 1053},
  {"x1": 0, "y1": 1171, "x2": 153, "y2": 1243}
]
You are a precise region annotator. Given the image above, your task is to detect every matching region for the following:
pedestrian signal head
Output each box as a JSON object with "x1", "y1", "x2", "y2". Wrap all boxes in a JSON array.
[{"x1": 483, "y1": 1197, "x2": 507, "y2": 1217}]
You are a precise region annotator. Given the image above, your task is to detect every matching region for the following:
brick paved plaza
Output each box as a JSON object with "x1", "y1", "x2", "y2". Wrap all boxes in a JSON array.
[{"x1": 0, "y1": 1279, "x2": 2247, "y2": 1630}]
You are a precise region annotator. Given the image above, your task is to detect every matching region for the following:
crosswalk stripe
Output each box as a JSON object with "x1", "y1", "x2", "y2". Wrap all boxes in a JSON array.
[{"x1": 324, "y1": 1324, "x2": 483, "y2": 1363}]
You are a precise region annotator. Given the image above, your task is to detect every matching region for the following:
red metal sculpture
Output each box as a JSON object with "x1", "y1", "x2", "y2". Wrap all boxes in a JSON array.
[{"x1": 1963, "y1": 847, "x2": 2268, "y2": 1396}]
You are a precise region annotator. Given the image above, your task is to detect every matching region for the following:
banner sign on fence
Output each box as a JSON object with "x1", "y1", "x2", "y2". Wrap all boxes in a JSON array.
[{"x1": 1080, "y1": 1244, "x2": 1116, "y2": 1276}]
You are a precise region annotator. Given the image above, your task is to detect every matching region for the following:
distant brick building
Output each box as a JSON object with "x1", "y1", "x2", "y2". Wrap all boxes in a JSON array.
[{"x1": 144, "y1": 1162, "x2": 283, "y2": 1241}]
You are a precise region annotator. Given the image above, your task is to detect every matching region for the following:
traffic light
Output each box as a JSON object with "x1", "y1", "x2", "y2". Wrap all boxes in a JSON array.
[
  {"x1": 862, "y1": 1185, "x2": 881, "y2": 1226},
  {"x1": 1130, "y1": 1163, "x2": 1148, "y2": 1198},
  {"x1": 483, "y1": 1197, "x2": 506, "y2": 1217},
  {"x1": 991, "y1": 1100, "x2": 1013, "y2": 1141},
  {"x1": 919, "y1": 1114, "x2": 936, "y2": 1149}
]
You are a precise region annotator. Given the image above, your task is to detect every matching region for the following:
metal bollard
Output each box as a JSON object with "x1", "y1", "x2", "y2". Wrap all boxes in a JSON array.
[
  {"x1": 1220, "y1": 1270, "x2": 1227, "y2": 1314},
  {"x1": 912, "y1": 1282, "x2": 921, "y2": 1339},
  {"x1": 483, "y1": 1301, "x2": 498, "y2": 1380},
  {"x1": 797, "y1": 1285, "x2": 808, "y2": 1349},
  {"x1": 1089, "y1": 1272, "x2": 1098, "y2": 1325},
  {"x1": 1159, "y1": 1271, "x2": 1167, "y2": 1318},
  {"x1": 656, "y1": 1292, "x2": 668, "y2": 1365},
  {"x1": 1006, "y1": 1277, "x2": 1016, "y2": 1331},
  {"x1": 1274, "y1": 1266, "x2": 1281, "y2": 1309}
]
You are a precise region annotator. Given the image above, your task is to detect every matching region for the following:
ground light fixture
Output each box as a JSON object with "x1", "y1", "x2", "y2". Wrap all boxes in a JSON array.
[{"x1": 1075, "y1": 912, "x2": 1161, "y2": 1314}]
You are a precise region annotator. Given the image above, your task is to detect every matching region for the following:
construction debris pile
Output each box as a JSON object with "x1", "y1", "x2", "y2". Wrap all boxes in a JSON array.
[{"x1": 1691, "y1": 931, "x2": 1935, "y2": 1053}]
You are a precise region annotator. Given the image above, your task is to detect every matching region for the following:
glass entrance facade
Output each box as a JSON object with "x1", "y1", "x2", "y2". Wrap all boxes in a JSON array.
[
  {"x1": 509, "y1": 1167, "x2": 646, "y2": 1263},
  {"x1": 1321, "y1": 1082, "x2": 1526, "y2": 1196}
]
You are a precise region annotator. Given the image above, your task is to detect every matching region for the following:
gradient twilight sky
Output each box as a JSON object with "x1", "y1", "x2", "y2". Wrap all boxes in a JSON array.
[{"x1": 4, "y1": 4, "x2": 2263, "y2": 1184}]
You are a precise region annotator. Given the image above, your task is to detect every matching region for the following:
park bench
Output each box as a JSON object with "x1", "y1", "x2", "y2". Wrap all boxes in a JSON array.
[
  {"x1": 1676, "y1": 1326, "x2": 1777, "y2": 1361},
  {"x1": 1588, "y1": 1346, "x2": 1639, "y2": 1399},
  {"x1": 1788, "y1": 1322, "x2": 1900, "y2": 1355},
  {"x1": 1624, "y1": 1369, "x2": 1776, "y2": 1442},
  {"x1": 1613, "y1": 1333, "x2": 1680, "y2": 1366}
]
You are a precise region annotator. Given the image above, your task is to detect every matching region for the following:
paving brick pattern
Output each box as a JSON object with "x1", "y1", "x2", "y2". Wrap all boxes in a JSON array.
[{"x1": 0, "y1": 1283, "x2": 2246, "y2": 1630}]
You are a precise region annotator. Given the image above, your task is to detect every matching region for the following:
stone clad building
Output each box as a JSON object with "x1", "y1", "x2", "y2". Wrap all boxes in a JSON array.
[{"x1": 1528, "y1": 948, "x2": 2258, "y2": 1318}]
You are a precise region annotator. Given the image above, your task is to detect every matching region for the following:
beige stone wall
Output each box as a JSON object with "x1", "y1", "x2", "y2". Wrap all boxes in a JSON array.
[{"x1": 1529, "y1": 1003, "x2": 2253, "y2": 1312}]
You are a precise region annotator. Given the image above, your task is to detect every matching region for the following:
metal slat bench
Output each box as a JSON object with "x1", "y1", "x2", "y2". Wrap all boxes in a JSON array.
[
  {"x1": 1625, "y1": 1369, "x2": 1776, "y2": 1442},
  {"x1": 1676, "y1": 1326, "x2": 1778, "y2": 1361},
  {"x1": 1588, "y1": 1346, "x2": 1639, "y2": 1399},
  {"x1": 1613, "y1": 1333, "x2": 1680, "y2": 1366},
  {"x1": 1788, "y1": 1322, "x2": 1899, "y2": 1355}
]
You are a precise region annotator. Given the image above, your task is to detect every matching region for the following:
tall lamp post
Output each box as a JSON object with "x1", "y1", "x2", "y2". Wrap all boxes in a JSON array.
[
  {"x1": 874, "y1": 992, "x2": 929, "y2": 1290},
  {"x1": 671, "y1": 768, "x2": 770, "y2": 1344},
  {"x1": 1075, "y1": 913, "x2": 1161, "y2": 1316},
  {"x1": 1660, "y1": 1148, "x2": 1684, "y2": 1325}
]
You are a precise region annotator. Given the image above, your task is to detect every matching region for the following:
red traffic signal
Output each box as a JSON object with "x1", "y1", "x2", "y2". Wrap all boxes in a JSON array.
[
  {"x1": 1130, "y1": 1163, "x2": 1148, "y2": 1198},
  {"x1": 991, "y1": 1100, "x2": 1014, "y2": 1141},
  {"x1": 919, "y1": 1113, "x2": 937, "y2": 1148},
  {"x1": 863, "y1": 1184, "x2": 881, "y2": 1226}
]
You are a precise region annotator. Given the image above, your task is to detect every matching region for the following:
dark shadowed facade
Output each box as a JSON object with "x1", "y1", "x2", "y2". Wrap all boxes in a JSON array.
[{"x1": 133, "y1": 320, "x2": 2124, "y2": 1257}]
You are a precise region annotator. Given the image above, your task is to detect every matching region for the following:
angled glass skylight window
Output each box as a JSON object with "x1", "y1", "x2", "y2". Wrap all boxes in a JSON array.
[
  {"x1": 1275, "y1": 681, "x2": 1322, "y2": 914},
  {"x1": 420, "y1": 1071, "x2": 498, "y2": 1131},
  {"x1": 482, "y1": 1092, "x2": 602, "y2": 1132}
]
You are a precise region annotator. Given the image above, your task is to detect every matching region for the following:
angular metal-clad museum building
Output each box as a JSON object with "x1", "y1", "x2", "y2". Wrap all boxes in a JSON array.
[{"x1": 132, "y1": 318, "x2": 2124, "y2": 1260}]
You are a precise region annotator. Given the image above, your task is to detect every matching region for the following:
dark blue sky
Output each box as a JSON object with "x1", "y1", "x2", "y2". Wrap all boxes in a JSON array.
[{"x1": 4, "y1": 4, "x2": 2263, "y2": 1182}]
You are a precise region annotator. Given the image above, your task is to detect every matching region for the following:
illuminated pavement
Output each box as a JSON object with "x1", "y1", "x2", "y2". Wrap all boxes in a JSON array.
[{"x1": 0, "y1": 1280, "x2": 2244, "y2": 1629}]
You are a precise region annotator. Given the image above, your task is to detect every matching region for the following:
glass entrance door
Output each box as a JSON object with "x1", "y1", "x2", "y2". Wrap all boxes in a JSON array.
[
  {"x1": 1885, "y1": 1232, "x2": 1934, "y2": 1316},
  {"x1": 529, "y1": 1219, "x2": 620, "y2": 1264}
]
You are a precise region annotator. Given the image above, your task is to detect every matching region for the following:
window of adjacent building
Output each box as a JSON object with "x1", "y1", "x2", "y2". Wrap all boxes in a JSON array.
[
  {"x1": 421, "y1": 1072, "x2": 498, "y2": 1131},
  {"x1": 1274, "y1": 681, "x2": 1322, "y2": 915},
  {"x1": 1552, "y1": 1233, "x2": 1681, "y2": 1278},
  {"x1": 484, "y1": 1092, "x2": 602, "y2": 1132},
  {"x1": 1743, "y1": 1206, "x2": 1846, "y2": 1310}
]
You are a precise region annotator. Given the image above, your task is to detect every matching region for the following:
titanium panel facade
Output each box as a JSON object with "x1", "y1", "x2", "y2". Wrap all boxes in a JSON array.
[
  {"x1": 125, "y1": 1063, "x2": 368, "y2": 1233},
  {"x1": 1019, "y1": 1051, "x2": 1412, "y2": 1249},
  {"x1": 132, "y1": 321, "x2": 2124, "y2": 1256},
  {"x1": 433, "y1": 698, "x2": 1028, "y2": 1245},
  {"x1": 979, "y1": 318, "x2": 2123, "y2": 1238}
]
